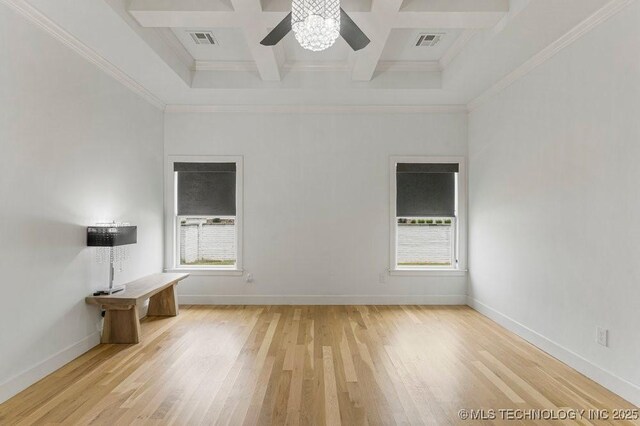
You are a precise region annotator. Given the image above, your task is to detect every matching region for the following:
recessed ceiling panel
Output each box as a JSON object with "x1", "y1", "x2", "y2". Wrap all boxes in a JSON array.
[
  {"x1": 171, "y1": 28, "x2": 253, "y2": 61},
  {"x1": 381, "y1": 29, "x2": 462, "y2": 61}
]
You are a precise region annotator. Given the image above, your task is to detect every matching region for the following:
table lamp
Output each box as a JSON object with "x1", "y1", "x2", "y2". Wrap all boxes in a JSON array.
[{"x1": 87, "y1": 222, "x2": 137, "y2": 295}]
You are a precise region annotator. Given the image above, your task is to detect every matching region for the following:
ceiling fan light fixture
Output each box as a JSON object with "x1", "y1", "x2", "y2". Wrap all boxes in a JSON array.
[{"x1": 292, "y1": 0, "x2": 340, "y2": 51}]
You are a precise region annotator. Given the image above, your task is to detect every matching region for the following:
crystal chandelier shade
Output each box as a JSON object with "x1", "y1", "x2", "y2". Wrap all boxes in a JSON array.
[{"x1": 291, "y1": 0, "x2": 340, "y2": 51}]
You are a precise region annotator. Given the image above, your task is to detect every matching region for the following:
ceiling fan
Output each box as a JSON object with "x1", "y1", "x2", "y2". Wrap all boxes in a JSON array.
[{"x1": 261, "y1": 0, "x2": 370, "y2": 52}]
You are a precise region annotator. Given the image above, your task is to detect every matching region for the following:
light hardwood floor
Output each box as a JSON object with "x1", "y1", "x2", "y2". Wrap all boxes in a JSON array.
[{"x1": 0, "y1": 306, "x2": 636, "y2": 425}]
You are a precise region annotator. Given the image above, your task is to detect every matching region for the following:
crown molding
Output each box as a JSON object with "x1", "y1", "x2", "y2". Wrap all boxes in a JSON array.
[
  {"x1": 376, "y1": 61, "x2": 441, "y2": 73},
  {"x1": 194, "y1": 60, "x2": 349, "y2": 72},
  {"x1": 467, "y1": 0, "x2": 634, "y2": 111},
  {"x1": 284, "y1": 61, "x2": 350, "y2": 71},
  {"x1": 1, "y1": 0, "x2": 166, "y2": 110},
  {"x1": 194, "y1": 60, "x2": 257, "y2": 72},
  {"x1": 194, "y1": 60, "x2": 441, "y2": 73},
  {"x1": 164, "y1": 104, "x2": 468, "y2": 114}
]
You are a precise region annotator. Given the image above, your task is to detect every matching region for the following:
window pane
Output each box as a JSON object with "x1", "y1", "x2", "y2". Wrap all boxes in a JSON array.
[
  {"x1": 179, "y1": 217, "x2": 236, "y2": 266},
  {"x1": 397, "y1": 217, "x2": 454, "y2": 267}
]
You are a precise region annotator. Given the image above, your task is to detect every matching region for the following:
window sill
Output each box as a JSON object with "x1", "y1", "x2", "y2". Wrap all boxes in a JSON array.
[
  {"x1": 389, "y1": 269, "x2": 468, "y2": 277},
  {"x1": 164, "y1": 268, "x2": 244, "y2": 276}
]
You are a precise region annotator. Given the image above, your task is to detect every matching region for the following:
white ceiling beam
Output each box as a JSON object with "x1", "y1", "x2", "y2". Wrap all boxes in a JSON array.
[
  {"x1": 128, "y1": 0, "x2": 369, "y2": 27},
  {"x1": 262, "y1": 0, "x2": 372, "y2": 12},
  {"x1": 262, "y1": 0, "x2": 509, "y2": 13},
  {"x1": 229, "y1": 0, "x2": 283, "y2": 81},
  {"x1": 130, "y1": 10, "x2": 507, "y2": 29},
  {"x1": 400, "y1": 0, "x2": 509, "y2": 13},
  {"x1": 128, "y1": 0, "x2": 508, "y2": 29},
  {"x1": 350, "y1": 0, "x2": 404, "y2": 82}
]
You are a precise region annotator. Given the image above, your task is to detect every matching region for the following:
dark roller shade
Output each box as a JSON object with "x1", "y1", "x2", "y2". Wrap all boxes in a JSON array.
[
  {"x1": 397, "y1": 163, "x2": 458, "y2": 174},
  {"x1": 175, "y1": 162, "x2": 236, "y2": 216},
  {"x1": 174, "y1": 162, "x2": 236, "y2": 173},
  {"x1": 397, "y1": 163, "x2": 458, "y2": 217}
]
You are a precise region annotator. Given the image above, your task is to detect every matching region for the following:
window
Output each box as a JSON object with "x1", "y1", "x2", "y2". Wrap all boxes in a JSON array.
[
  {"x1": 390, "y1": 157, "x2": 466, "y2": 272},
  {"x1": 166, "y1": 157, "x2": 243, "y2": 272}
]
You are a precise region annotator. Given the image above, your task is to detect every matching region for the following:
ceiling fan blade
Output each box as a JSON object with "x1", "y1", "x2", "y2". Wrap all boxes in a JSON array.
[
  {"x1": 340, "y1": 8, "x2": 370, "y2": 51},
  {"x1": 260, "y1": 12, "x2": 292, "y2": 46}
]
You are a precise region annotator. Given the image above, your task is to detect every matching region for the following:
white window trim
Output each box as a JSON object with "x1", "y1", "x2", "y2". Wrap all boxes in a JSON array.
[
  {"x1": 389, "y1": 156, "x2": 468, "y2": 275},
  {"x1": 164, "y1": 155, "x2": 244, "y2": 275}
]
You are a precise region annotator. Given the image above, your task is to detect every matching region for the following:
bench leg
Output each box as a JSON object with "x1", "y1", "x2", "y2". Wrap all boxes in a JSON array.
[
  {"x1": 102, "y1": 306, "x2": 141, "y2": 344},
  {"x1": 148, "y1": 284, "x2": 179, "y2": 316}
]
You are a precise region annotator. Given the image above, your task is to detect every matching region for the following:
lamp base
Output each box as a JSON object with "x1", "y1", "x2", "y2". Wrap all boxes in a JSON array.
[{"x1": 93, "y1": 285, "x2": 126, "y2": 296}]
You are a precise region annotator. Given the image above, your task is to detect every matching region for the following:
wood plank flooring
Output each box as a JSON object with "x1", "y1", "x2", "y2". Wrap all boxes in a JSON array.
[{"x1": 0, "y1": 306, "x2": 636, "y2": 425}]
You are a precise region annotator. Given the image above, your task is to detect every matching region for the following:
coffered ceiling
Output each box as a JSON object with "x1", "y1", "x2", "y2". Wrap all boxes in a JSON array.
[
  {"x1": 9, "y1": 0, "x2": 619, "y2": 108},
  {"x1": 128, "y1": 0, "x2": 508, "y2": 82}
]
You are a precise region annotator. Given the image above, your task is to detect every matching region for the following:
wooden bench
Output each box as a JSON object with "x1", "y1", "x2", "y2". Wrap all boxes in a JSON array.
[{"x1": 86, "y1": 272, "x2": 189, "y2": 344}]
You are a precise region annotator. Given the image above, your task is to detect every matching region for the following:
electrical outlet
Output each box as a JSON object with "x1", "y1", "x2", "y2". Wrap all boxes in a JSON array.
[
  {"x1": 246, "y1": 273, "x2": 254, "y2": 283},
  {"x1": 596, "y1": 327, "x2": 608, "y2": 347},
  {"x1": 379, "y1": 272, "x2": 387, "y2": 284}
]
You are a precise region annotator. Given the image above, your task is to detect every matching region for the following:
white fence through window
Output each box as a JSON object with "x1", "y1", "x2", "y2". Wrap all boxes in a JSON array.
[
  {"x1": 397, "y1": 220, "x2": 454, "y2": 266},
  {"x1": 180, "y1": 217, "x2": 236, "y2": 265}
]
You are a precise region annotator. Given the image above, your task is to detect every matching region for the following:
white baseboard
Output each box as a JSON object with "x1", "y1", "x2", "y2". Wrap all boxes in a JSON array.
[
  {"x1": 467, "y1": 297, "x2": 640, "y2": 407},
  {"x1": 179, "y1": 294, "x2": 467, "y2": 305},
  {"x1": 0, "y1": 332, "x2": 100, "y2": 404}
]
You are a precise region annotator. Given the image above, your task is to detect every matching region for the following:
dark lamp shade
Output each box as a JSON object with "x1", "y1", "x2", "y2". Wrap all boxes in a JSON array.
[{"x1": 87, "y1": 226, "x2": 137, "y2": 247}]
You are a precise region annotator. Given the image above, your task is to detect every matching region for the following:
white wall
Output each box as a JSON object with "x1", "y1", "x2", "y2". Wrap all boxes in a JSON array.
[
  {"x1": 0, "y1": 5, "x2": 164, "y2": 403},
  {"x1": 468, "y1": 3, "x2": 640, "y2": 406},
  {"x1": 165, "y1": 112, "x2": 468, "y2": 304}
]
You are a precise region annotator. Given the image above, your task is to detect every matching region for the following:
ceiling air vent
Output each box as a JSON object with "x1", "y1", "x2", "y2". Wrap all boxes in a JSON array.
[
  {"x1": 415, "y1": 33, "x2": 443, "y2": 47},
  {"x1": 188, "y1": 31, "x2": 217, "y2": 45}
]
